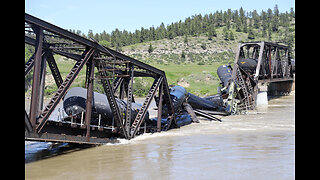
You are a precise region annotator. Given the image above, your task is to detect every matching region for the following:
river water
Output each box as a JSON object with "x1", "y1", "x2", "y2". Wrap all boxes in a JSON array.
[{"x1": 25, "y1": 94, "x2": 294, "y2": 180}]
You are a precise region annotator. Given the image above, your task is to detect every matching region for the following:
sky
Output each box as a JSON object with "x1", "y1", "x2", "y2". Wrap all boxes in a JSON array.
[{"x1": 25, "y1": 0, "x2": 295, "y2": 35}]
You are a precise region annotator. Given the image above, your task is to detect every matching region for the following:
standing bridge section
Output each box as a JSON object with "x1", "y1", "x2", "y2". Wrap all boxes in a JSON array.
[
  {"x1": 25, "y1": 13, "x2": 176, "y2": 144},
  {"x1": 225, "y1": 41, "x2": 294, "y2": 114}
]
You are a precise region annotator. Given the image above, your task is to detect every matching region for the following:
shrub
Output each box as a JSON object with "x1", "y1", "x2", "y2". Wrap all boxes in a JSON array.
[{"x1": 200, "y1": 43, "x2": 206, "y2": 50}]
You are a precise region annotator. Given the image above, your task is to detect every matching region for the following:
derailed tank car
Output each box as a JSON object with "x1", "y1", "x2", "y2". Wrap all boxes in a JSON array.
[
  {"x1": 63, "y1": 87, "x2": 150, "y2": 126},
  {"x1": 237, "y1": 58, "x2": 258, "y2": 74},
  {"x1": 217, "y1": 64, "x2": 232, "y2": 89}
]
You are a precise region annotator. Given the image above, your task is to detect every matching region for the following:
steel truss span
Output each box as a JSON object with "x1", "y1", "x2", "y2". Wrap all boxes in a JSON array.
[{"x1": 25, "y1": 13, "x2": 175, "y2": 144}]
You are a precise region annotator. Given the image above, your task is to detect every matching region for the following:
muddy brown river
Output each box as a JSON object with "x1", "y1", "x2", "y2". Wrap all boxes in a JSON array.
[{"x1": 25, "y1": 94, "x2": 294, "y2": 180}]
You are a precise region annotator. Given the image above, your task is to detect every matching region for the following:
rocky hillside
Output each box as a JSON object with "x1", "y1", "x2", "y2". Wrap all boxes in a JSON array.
[{"x1": 121, "y1": 24, "x2": 294, "y2": 67}]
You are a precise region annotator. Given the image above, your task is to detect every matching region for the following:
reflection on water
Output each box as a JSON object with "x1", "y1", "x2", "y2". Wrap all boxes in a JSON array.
[
  {"x1": 25, "y1": 95, "x2": 294, "y2": 180},
  {"x1": 25, "y1": 142, "x2": 93, "y2": 164}
]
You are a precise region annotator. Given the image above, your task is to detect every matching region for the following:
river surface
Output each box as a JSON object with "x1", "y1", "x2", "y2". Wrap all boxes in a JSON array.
[{"x1": 25, "y1": 95, "x2": 295, "y2": 180}]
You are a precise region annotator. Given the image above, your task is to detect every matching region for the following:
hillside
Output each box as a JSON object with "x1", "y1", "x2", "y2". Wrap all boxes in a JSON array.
[
  {"x1": 121, "y1": 19, "x2": 295, "y2": 65},
  {"x1": 118, "y1": 22, "x2": 295, "y2": 96}
]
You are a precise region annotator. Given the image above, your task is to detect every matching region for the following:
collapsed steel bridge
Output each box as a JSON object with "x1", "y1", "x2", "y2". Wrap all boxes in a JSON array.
[
  {"x1": 25, "y1": 13, "x2": 294, "y2": 145},
  {"x1": 25, "y1": 13, "x2": 176, "y2": 144}
]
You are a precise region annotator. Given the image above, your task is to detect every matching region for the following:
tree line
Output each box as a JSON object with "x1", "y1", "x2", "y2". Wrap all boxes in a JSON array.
[{"x1": 69, "y1": 5, "x2": 295, "y2": 51}]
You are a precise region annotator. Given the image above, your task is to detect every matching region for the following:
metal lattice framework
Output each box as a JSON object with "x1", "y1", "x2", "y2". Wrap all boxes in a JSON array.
[
  {"x1": 228, "y1": 41, "x2": 294, "y2": 114},
  {"x1": 25, "y1": 13, "x2": 176, "y2": 144}
]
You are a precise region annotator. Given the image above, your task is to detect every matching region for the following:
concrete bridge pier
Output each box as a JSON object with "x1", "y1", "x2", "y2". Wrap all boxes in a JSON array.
[
  {"x1": 256, "y1": 83, "x2": 268, "y2": 105},
  {"x1": 255, "y1": 79, "x2": 294, "y2": 106}
]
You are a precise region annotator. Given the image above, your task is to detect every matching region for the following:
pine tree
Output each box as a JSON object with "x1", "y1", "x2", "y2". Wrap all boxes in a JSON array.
[
  {"x1": 150, "y1": 26, "x2": 156, "y2": 41},
  {"x1": 100, "y1": 30, "x2": 107, "y2": 41},
  {"x1": 267, "y1": 8, "x2": 273, "y2": 23},
  {"x1": 201, "y1": 43, "x2": 206, "y2": 50},
  {"x1": 261, "y1": 26, "x2": 267, "y2": 38},
  {"x1": 289, "y1": 8, "x2": 295, "y2": 20},
  {"x1": 287, "y1": 34, "x2": 294, "y2": 54},
  {"x1": 80, "y1": 5, "x2": 294, "y2": 52},
  {"x1": 93, "y1": 33, "x2": 99, "y2": 41},
  {"x1": 226, "y1": 20, "x2": 230, "y2": 30},
  {"x1": 167, "y1": 23, "x2": 176, "y2": 39},
  {"x1": 248, "y1": 28, "x2": 255, "y2": 39},
  {"x1": 88, "y1": 29, "x2": 94, "y2": 39},
  {"x1": 242, "y1": 20, "x2": 248, "y2": 33},
  {"x1": 111, "y1": 28, "x2": 122, "y2": 50},
  {"x1": 268, "y1": 27, "x2": 272, "y2": 40},
  {"x1": 148, "y1": 43, "x2": 154, "y2": 53},
  {"x1": 181, "y1": 51, "x2": 186, "y2": 59},
  {"x1": 274, "y1": 4, "x2": 279, "y2": 17},
  {"x1": 236, "y1": 22, "x2": 242, "y2": 32},
  {"x1": 223, "y1": 27, "x2": 229, "y2": 40},
  {"x1": 252, "y1": 10, "x2": 260, "y2": 29},
  {"x1": 134, "y1": 29, "x2": 141, "y2": 44},
  {"x1": 159, "y1": 22, "x2": 166, "y2": 39},
  {"x1": 234, "y1": 10, "x2": 242, "y2": 32},
  {"x1": 214, "y1": 10, "x2": 223, "y2": 27},
  {"x1": 207, "y1": 24, "x2": 217, "y2": 40},
  {"x1": 239, "y1": 7, "x2": 246, "y2": 25},
  {"x1": 184, "y1": 35, "x2": 188, "y2": 45},
  {"x1": 140, "y1": 27, "x2": 146, "y2": 42},
  {"x1": 122, "y1": 30, "x2": 129, "y2": 46},
  {"x1": 229, "y1": 31, "x2": 235, "y2": 40}
]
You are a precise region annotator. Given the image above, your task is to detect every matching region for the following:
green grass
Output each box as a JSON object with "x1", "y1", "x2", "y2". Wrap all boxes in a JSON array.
[
  {"x1": 41, "y1": 55, "x2": 87, "y2": 96},
  {"x1": 39, "y1": 57, "x2": 224, "y2": 97},
  {"x1": 151, "y1": 62, "x2": 224, "y2": 96}
]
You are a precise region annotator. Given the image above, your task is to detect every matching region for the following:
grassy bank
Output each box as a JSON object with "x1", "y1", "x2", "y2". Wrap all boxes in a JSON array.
[{"x1": 152, "y1": 62, "x2": 224, "y2": 96}]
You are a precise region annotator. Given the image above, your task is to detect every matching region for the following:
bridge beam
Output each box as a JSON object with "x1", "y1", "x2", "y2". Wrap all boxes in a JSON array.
[
  {"x1": 29, "y1": 26, "x2": 43, "y2": 131},
  {"x1": 254, "y1": 42, "x2": 265, "y2": 80},
  {"x1": 85, "y1": 58, "x2": 95, "y2": 141}
]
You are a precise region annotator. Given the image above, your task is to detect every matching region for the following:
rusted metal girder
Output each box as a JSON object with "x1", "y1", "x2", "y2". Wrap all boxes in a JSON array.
[
  {"x1": 96, "y1": 59, "x2": 128, "y2": 139},
  {"x1": 46, "y1": 51, "x2": 63, "y2": 87},
  {"x1": 157, "y1": 82, "x2": 163, "y2": 132},
  {"x1": 85, "y1": 58, "x2": 95, "y2": 141},
  {"x1": 125, "y1": 64, "x2": 134, "y2": 137},
  {"x1": 254, "y1": 42, "x2": 265, "y2": 80},
  {"x1": 25, "y1": 53, "x2": 35, "y2": 76},
  {"x1": 36, "y1": 48, "x2": 95, "y2": 133},
  {"x1": 29, "y1": 26, "x2": 43, "y2": 131},
  {"x1": 130, "y1": 76, "x2": 163, "y2": 138},
  {"x1": 25, "y1": 131, "x2": 120, "y2": 145}
]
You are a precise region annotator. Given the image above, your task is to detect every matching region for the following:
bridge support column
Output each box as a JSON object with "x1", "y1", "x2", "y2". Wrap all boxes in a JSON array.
[
  {"x1": 256, "y1": 83, "x2": 268, "y2": 105},
  {"x1": 85, "y1": 59, "x2": 95, "y2": 141},
  {"x1": 29, "y1": 27, "x2": 43, "y2": 131},
  {"x1": 157, "y1": 82, "x2": 163, "y2": 132}
]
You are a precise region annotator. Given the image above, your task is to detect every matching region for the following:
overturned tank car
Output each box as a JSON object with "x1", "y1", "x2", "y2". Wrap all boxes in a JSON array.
[{"x1": 63, "y1": 87, "x2": 150, "y2": 127}]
